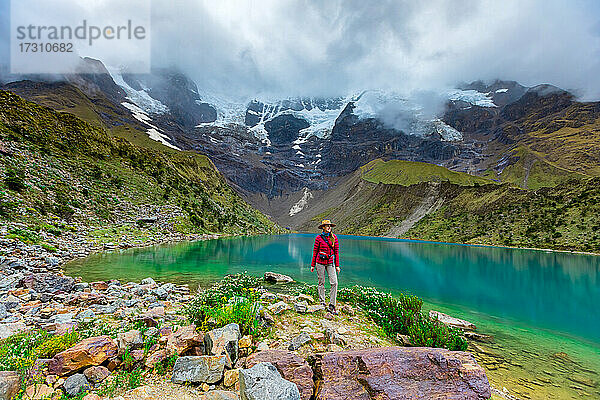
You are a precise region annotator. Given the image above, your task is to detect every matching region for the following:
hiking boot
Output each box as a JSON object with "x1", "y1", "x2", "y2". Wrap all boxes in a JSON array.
[{"x1": 328, "y1": 304, "x2": 338, "y2": 315}]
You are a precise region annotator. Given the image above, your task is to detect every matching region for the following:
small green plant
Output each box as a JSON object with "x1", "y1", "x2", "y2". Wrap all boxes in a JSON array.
[
  {"x1": 6, "y1": 228, "x2": 40, "y2": 244},
  {"x1": 408, "y1": 315, "x2": 468, "y2": 351},
  {"x1": 98, "y1": 368, "x2": 144, "y2": 397},
  {"x1": 201, "y1": 295, "x2": 261, "y2": 336},
  {"x1": 4, "y1": 168, "x2": 26, "y2": 192}
]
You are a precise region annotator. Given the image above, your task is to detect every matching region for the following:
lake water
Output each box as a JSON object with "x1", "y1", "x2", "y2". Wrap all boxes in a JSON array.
[{"x1": 65, "y1": 234, "x2": 600, "y2": 399}]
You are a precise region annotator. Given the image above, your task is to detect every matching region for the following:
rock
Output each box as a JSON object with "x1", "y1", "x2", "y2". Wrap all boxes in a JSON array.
[
  {"x1": 224, "y1": 368, "x2": 239, "y2": 387},
  {"x1": 429, "y1": 310, "x2": 477, "y2": 330},
  {"x1": 296, "y1": 294, "x2": 314, "y2": 304},
  {"x1": 0, "y1": 304, "x2": 7, "y2": 320},
  {"x1": 239, "y1": 335, "x2": 252, "y2": 349},
  {"x1": 264, "y1": 272, "x2": 293, "y2": 283},
  {"x1": 246, "y1": 350, "x2": 313, "y2": 400},
  {"x1": 83, "y1": 365, "x2": 110, "y2": 384},
  {"x1": 337, "y1": 327, "x2": 348, "y2": 335},
  {"x1": 76, "y1": 309, "x2": 95, "y2": 321},
  {"x1": 152, "y1": 287, "x2": 168, "y2": 300},
  {"x1": 256, "y1": 341, "x2": 269, "y2": 351},
  {"x1": 204, "y1": 323, "x2": 241, "y2": 368},
  {"x1": 63, "y1": 373, "x2": 90, "y2": 397},
  {"x1": 141, "y1": 277, "x2": 157, "y2": 286},
  {"x1": 167, "y1": 324, "x2": 204, "y2": 356},
  {"x1": 24, "y1": 383, "x2": 53, "y2": 400},
  {"x1": 239, "y1": 362, "x2": 301, "y2": 400},
  {"x1": 464, "y1": 332, "x2": 494, "y2": 343},
  {"x1": 267, "y1": 301, "x2": 289, "y2": 315},
  {"x1": 326, "y1": 344, "x2": 343, "y2": 352},
  {"x1": 50, "y1": 313, "x2": 75, "y2": 324},
  {"x1": 288, "y1": 333, "x2": 311, "y2": 351},
  {"x1": 144, "y1": 306, "x2": 165, "y2": 318},
  {"x1": 396, "y1": 334, "x2": 412, "y2": 346},
  {"x1": 306, "y1": 305, "x2": 325, "y2": 313},
  {"x1": 117, "y1": 329, "x2": 143, "y2": 353},
  {"x1": 1, "y1": 296, "x2": 20, "y2": 310},
  {"x1": 259, "y1": 310, "x2": 275, "y2": 327},
  {"x1": 82, "y1": 394, "x2": 102, "y2": 400},
  {"x1": 21, "y1": 273, "x2": 74, "y2": 294},
  {"x1": 145, "y1": 349, "x2": 168, "y2": 368},
  {"x1": 0, "y1": 371, "x2": 20, "y2": 400},
  {"x1": 48, "y1": 335, "x2": 118, "y2": 376},
  {"x1": 293, "y1": 301, "x2": 308, "y2": 314},
  {"x1": 203, "y1": 391, "x2": 240, "y2": 400},
  {"x1": 0, "y1": 321, "x2": 26, "y2": 339},
  {"x1": 324, "y1": 328, "x2": 345, "y2": 346},
  {"x1": 323, "y1": 312, "x2": 333, "y2": 320},
  {"x1": 171, "y1": 355, "x2": 226, "y2": 384},
  {"x1": 259, "y1": 292, "x2": 277, "y2": 301},
  {"x1": 90, "y1": 281, "x2": 108, "y2": 291},
  {"x1": 313, "y1": 346, "x2": 491, "y2": 399}
]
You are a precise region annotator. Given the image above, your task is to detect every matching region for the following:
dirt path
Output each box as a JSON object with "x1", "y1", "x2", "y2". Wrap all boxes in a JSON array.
[{"x1": 386, "y1": 182, "x2": 443, "y2": 238}]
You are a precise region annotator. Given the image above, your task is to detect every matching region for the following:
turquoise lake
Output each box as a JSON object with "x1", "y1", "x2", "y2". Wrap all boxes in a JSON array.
[{"x1": 65, "y1": 234, "x2": 600, "y2": 399}]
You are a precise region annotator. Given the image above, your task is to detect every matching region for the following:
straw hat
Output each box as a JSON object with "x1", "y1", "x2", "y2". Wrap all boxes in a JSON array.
[{"x1": 318, "y1": 219, "x2": 336, "y2": 229}]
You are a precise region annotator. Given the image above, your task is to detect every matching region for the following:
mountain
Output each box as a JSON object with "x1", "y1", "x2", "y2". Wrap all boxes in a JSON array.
[
  {"x1": 2, "y1": 58, "x2": 599, "y2": 242},
  {"x1": 0, "y1": 89, "x2": 279, "y2": 236}
]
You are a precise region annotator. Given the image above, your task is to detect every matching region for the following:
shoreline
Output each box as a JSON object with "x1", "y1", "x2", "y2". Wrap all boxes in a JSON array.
[{"x1": 293, "y1": 230, "x2": 600, "y2": 257}]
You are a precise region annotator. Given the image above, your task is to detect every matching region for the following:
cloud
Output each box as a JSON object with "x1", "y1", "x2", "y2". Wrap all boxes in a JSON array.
[{"x1": 2, "y1": 0, "x2": 600, "y2": 100}]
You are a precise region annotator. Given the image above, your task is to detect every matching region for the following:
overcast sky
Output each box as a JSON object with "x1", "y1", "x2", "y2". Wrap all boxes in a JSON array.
[{"x1": 2, "y1": 0, "x2": 600, "y2": 99}]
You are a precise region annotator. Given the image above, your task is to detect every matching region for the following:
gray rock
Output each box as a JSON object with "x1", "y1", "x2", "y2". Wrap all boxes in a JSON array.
[
  {"x1": 73, "y1": 283, "x2": 89, "y2": 292},
  {"x1": 0, "y1": 304, "x2": 7, "y2": 320},
  {"x1": 0, "y1": 322, "x2": 27, "y2": 339},
  {"x1": 288, "y1": 332, "x2": 311, "y2": 351},
  {"x1": 306, "y1": 304, "x2": 325, "y2": 313},
  {"x1": 1, "y1": 295, "x2": 20, "y2": 310},
  {"x1": 141, "y1": 277, "x2": 156, "y2": 286},
  {"x1": 117, "y1": 329, "x2": 143, "y2": 352},
  {"x1": 203, "y1": 391, "x2": 240, "y2": 400},
  {"x1": 0, "y1": 274, "x2": 21, "y2": 291},
  {"x1": 264, "y1": 272, "x2": 294, "y2": 283},
  {"x1": 50, "y1": 313, "x2": 75, "y2": 324},
  {"x1": 324, "y1": 328, "x2": 345, "y2": 346},
  {"x1": 293, "y1": 301, "x2": 308, "y2": 313},
  {"x1": 125, "y1": 298, "x2": 140, "y2": 307},
  {"x1": 267, "y1": 301, "x2": 289, "y2": 315},
  {"x1": 260, "y1": 292, "x2": 277, "y2": 301},
  {"x1": 0, "y1": 371, "x2": 20, "y2": 400},
  {"x1": 151, "y1": 287, "x2": 168, "y2": 300},
  {"x1": 205, "y1": 323, "x2": 241, "y2": 368},
  {"x1": 63, "y1": 373, "x2": 90, "y2": 397},
  {"x1": 76, "y1": 309, "x2": 95, "y2": 321},
  {"x1": 171, "y1": 355, "x2": 226, "y2": 384},
  {"x1": 45, "y1": 257, "x2": 60, "y2": 266},
  {"x1": 239, "y1": 362, "x2": 301, "y2": 400},
  {"x1": 22, "y1": 273, "x2": 74, "y2": 294}
]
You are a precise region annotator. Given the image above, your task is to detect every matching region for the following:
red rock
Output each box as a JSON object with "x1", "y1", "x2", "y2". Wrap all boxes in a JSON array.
[
  {"x1": 83, "y1": 366, "x2": 110, "y2": 384},
  {"x1": 48, "y1": 336, "x2": 118, "y2": 376},
  {"x1": 313, "y1": 346, "x2": 491, "y2": 400},
  {"x1": 90, "y1": 281, "x2": 109, "y2": 291},
  {"x1": 166, "y1": 325, "x2": 204, "y2": 356},
  {"x1": 145, "y1": 350, "x2": 167, "y2": 368},
  {"x1": 246, "y1": 350, "x2": 313, "y2": 400}
]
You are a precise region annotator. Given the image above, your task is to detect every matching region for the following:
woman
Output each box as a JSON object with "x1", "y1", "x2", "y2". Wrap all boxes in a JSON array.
[{"x1": 311, "y1": 219, "x2": 340, "y2": 315}]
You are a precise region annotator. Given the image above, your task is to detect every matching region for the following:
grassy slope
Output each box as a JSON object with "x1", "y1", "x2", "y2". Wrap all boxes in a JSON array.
[
  {"x1": 305, "y1": 159, "x2": 599, "y2": 252},
  {"x1": 361, "y1": 158, "x2": 496, "y2": 186},
  {"x1": 0, "y1": 89, "x2": 279, "y2": 235}
]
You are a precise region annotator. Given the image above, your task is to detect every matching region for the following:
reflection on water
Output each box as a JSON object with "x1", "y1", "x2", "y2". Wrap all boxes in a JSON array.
[{"x1": 65, "y1": 234, "x2": 600, "y2": 399}]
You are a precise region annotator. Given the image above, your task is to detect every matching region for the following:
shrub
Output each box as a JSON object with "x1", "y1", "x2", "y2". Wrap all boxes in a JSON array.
[
  {"x1": 184, "y1": 273, "x2": 264, "y2": 334},
  {"x1": 408, "y1": 315, "x2": 468, "y2": 351}
]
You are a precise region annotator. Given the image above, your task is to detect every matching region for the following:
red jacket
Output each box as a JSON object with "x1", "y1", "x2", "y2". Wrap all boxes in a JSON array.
[{"x1": 311, "y1": 233, "x2": 339, "y2": 267}]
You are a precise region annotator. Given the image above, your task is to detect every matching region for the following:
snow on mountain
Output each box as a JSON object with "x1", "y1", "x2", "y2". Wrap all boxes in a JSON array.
[
  {"x1": 447, "y1": 89, "x2": 496, "y2": 107},
  {"x1": 121, "y1": 102, "x2": 180, "y2": 150},
  {"x1": 107, "y1": 67, "x2": 169, "y2": 114}
]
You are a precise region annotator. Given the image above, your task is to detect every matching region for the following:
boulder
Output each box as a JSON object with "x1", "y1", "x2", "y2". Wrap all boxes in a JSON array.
[
  {"x1": 313, "y1": 346, "x2": 491, "y2": 399},
  {"x1": 24, "y1": 383, "x2": 53, "y2": 400},
  {"x1": 167, "y1": 324, "x2": 204, "y2": 356},
  {"x1": 293, "y1": 301, "x2": 308, "y2": 313},
  {"x1": 0, "y1": 322, "x2": 26, "y2": 339},
  {"x1": 267, "y1": 302, "x2": 289, "y2": 315},
  {"x1": 224, "y1": 368, "x2": 239, "y2": 387},
  {"x1": 21, "y1": 273, "x2": 74, "y2": 293},
  {"x1": 117, "y1": 329, "x2": 143, "y2": 353},
  {"x1": 306, "y1": 305, "x2": 325, "y2": 313},
  {"x1": 63, "y1": 373, "x2": 90, "y2": 397},
  {"x1": 204, "y1": 323, "x2": 241, "y2": 368},
  {"x1": 259, "y1": 292, "x2": 277, "y2": 301},
  {"x1": 324, "y1": 328, "x2": 345, "y2": 346},
  {"x1": 246, "y1": 350, "x2": 313, "y2": 400},
  {"x1": 203, "y1": 391, "x2": 240, "y2": 400},
  {"x1": 429, "y1": 310, "x2": 477, "y2": 330},
  {"x1": 288, "y1": 333, "x2": 311, "y2": 351},
  {"x1": 48, "y1": 336, "x2": 118, "y2": 376},
  {"x1": 141, "y1": 277, "x2": 157, "y2": 286},
  {"x1": 83, "y1": 366, "x2": 110, "y2": 384},
  {"x1": 296, "y1": 294, "x2": 314, "y2": 304},
  {"x1": 171, "y1": 355, "x2": 226, "y2": 384},
  {"x1": 0, "y1": 371, "x2": 20, "y2": 400},
  {"x1": 239, "y1": 362, "x2": 301, "y2": 400},
  {"x1": 145, "y1": 349, "x2": 168, "y2": 368},
  {"x1": 0, "y1": 304, "x2": 7, "y2": 320},
  {"x1": 264, "y1": 272, "x2": 293, "y2": 283}
]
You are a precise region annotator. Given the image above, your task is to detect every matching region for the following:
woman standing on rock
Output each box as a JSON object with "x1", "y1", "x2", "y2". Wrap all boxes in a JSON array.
[{"x1": 311, "y1": 219, "x2": 340, "y2": 315}]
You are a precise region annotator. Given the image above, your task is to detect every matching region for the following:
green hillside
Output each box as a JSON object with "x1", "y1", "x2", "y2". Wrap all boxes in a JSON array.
[
  {"x1": 0, "y1": 90, "x2": 280, "y2": 239},
  {"x1": 361, "y1": 158, "x2": 496, "y2": 186}
]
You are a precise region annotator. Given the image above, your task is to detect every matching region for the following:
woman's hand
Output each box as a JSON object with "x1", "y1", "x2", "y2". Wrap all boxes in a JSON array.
[
  {"x1": 310, "y1": 266, "x2": 314, "y2": 272},
  {"x1": 336, "y1": 266, "x2": 340, "y2": 273}
]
